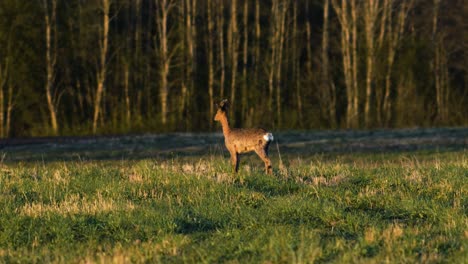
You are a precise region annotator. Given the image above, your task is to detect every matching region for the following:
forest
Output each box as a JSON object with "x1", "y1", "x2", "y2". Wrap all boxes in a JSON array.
[{"x1": 0, "y1": 0, "x2": 466, "y2": 137}]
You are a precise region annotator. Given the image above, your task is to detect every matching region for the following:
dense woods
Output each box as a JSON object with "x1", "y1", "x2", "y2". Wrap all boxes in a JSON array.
[{"x1": 0, "y1": 0, "x2": 466, "y2": 137}]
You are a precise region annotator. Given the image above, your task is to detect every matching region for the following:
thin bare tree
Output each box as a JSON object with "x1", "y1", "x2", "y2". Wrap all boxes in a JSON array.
[
  {"x1": 41, "y1": 0, "x2": 59, "y2": 134},
  {"x1": 216, "y1": 0, "x2": 226, "y2": 99},
  {"x1": 155, "y1": 0, "x2": 175, "y2": 125},
  {"x1": 252, "y1": 0, "x2": 261, "y2": 122},
  {"x1": 332, "y1": 0, "x2": 359, "y2": 128},
  {"x1": 133, "y1": 0, "x2": 142, "y2": 124},
  {"x1": 92, "y1": 0, "x2": 110, "y2": 133},
  {"x1": 0, "y1": 59, "x2": 8, "y2": 138},
  {"x1": 293, "y1": 1, "x2": 303, "y2": 126},
  {"x1": 275, "y1": 2, "x2": 287, "y2": 127},
  {"x1": 375, "y1": 0, "x2": 389, "y2": 125},
  {"x1": 363, "y1": 0, "x2": 379, "y2": 127},
  {"x1": 382, "y1": 0, "x2": 413, "y2": 126},
  {"x1": 267, "y1": 0, "x2": 287, "y2": 125},
  {"x1": 181, "y1": 0, "x2": 197, "y2": 128},
  {"x1": 0, "y1": 52, "x2": 13, "y2": 138},
  {"x1": 228, "y1": 0, "x2": 239, "y2": 118},
  {"x1": 241, "y1": 0, "x2": 248, "y2": 122},
  {"x1": 206, "y1": 0, "x2": 215, "y2": 129},
  {"x1": 123, "y1": 61, "x2": 131, "y2": 127},
  {"x1": 267, "y1": 1, "x2": 278, "y2": 114},
  {"x1": 320, "y1": 0, "x2": 336, "y2": 128},
  {"x1": 432, "y1": 0, "x2": 449, "y2": 123},
  {"x1": 350, "y1": 0, "x2": 358, "y2": 128}
]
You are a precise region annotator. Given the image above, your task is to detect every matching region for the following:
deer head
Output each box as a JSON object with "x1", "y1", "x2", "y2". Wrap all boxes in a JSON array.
[{"x1": 214, "y1": 99, "x2": 229, "y2": 121}]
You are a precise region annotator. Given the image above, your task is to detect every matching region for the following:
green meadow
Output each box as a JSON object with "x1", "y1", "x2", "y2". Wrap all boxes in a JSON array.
[{"x1": 0, "y1": 128, "x2": 467, "y2": 263}]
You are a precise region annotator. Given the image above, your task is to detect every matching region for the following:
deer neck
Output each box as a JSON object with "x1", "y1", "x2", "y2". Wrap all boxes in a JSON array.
[{"x1": 219, "y1": 114, "x2": 231, "y2": 136}]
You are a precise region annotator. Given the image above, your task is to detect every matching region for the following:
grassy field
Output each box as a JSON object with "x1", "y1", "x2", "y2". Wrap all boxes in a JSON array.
[{"x1": 0, "y1": 128, "x2": 467, "y2": 263}]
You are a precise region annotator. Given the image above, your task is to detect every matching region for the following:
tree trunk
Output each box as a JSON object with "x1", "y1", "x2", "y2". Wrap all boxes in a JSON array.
[
  {"x1": 275, "y1": 2, "x2": 287, "y2": 127},
  {"x1": 207, "y1": 0, "x2": 214, "y2": 128},
  {"x1": 375, "y1": 0, "x2": 389, "y2": 125},
  {"x1": 135, "y1": 0, "x2": 141, "y2": 54},
  {"x1": 350, "y1": 0, "x2": 358, "y2": 128},
  {"x1": 217, "y1": 0, "x2": 225, "y2": 99},
  {"x1": 321, "y1": 0, "x2": 336, "y2": 128},
  {"x1": 0, "y1": 64, "x2": 5, "y2": 138},
  {"x1": 332, "y1": 0, "x2": 355, "y2": 129},
  {"x1": 124, "y1": 63, "x2": 130, "y2": 127},
  {"x1": 134, "y1": 0, "x2": 142, "y2": 123},
  {"x1": 263, "y1": 0, "x2": 288, "y2": 126},
  {"x1": 432, "y1": 0, "x2": 448, "y2": 123},
  {"x1": 5, "y1": 84, "x2": 12, "y2": 137},
  {"x1": 294, "y1": 1, "x2": 303, "y2": 127},
  {"x1": 42, "y1": 0, "x2": 58, "y2": 135},
  {"x1": 182, "y1": 0, "x2": 196, "y2": 130},
  {"x1": 363, "y1": 0, "x2": 378, "y2": 128},
  {"x1": 268, "y1": 0, "x2": 278, "y2": 115},
  {"x1": 383, "y1": 0, "x2": 413, "y2": 126},
  {"x1": 229, "y1": 0, "x2": 239, "y2": 120},
  {"x1": 144, "y1": 0, "x2": 153, "y2": 118},
  {"x1": 241, "y1": 0, "x2": 248, "y2": 123},
  {"x1": 93, "y1": 0, "x2": 110, "y2": 134},
  {"x1": 156, "y1": 0, "x2": 174, "y2": 126},
  {"x1": 253, "y1": 0, "x2": 261, "y2": 116}
]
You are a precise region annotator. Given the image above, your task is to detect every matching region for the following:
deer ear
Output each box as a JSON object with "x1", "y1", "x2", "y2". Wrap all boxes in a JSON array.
[{"x1": 220, "y1": 99, "x2": 229, "y2": 109}]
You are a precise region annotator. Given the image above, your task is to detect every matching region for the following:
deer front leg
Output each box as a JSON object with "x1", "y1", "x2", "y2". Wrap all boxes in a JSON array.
[
  {"x1": 255, "y1": 148, "x2": 272, "y2": 175},
  {"x1": 230, "y1": 150, "x2": 240, "y2": 173}
]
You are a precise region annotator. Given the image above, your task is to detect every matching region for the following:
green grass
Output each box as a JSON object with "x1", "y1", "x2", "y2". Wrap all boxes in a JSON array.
[
  {"x1": 1, "y1": 153, "x2": 466, "y2": 263},
  {"x1": 0, "y1": 129, "x2": 467, "y2": 263}
]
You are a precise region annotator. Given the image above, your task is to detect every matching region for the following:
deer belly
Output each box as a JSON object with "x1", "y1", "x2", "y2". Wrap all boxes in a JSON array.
[{"x1": 232, "y1": 141, "x2": 261, "y2": 154}]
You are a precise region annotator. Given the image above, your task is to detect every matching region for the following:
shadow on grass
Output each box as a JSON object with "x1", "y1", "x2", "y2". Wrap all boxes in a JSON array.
[
  {"x1": 174, "y1": 210, "x2": 224, "y2": 235},
  {"x1": 240, "y1": 175, "x2": 301, "y2": 197}
]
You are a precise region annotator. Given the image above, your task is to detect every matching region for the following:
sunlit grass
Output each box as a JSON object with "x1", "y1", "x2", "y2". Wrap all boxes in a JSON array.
[
  {"x1": 19, "y1": 192, "x2": 136, "y2": 218},
  {"x1": 0, "y1": 150, "x2": 466, "y2": 263}
]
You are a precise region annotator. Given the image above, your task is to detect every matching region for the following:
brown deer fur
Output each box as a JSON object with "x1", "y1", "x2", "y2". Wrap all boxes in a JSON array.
[{"x1": 214, "y1": 99, "x2": 273, "y2": 174}]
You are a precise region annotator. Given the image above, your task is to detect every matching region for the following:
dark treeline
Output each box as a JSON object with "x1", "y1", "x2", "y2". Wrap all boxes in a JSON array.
[{"x1": 0, "y1": 0, "x2": 466, "y2": 137}]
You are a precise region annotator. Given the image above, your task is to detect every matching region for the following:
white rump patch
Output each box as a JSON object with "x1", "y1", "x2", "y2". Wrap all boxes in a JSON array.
[{"x1": 263, "y1": 133, "x2": 274, "y2": 142}]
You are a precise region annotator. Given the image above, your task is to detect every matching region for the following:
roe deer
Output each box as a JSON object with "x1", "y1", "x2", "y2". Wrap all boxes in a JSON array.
[{"x1": 214, "y1": 99, "x2": 274, "y2": 174}]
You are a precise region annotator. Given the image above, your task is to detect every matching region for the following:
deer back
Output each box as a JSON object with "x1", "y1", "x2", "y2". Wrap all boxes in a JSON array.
[{"x1": 226, "y1": 128, "x2": 271, "y2": 153}]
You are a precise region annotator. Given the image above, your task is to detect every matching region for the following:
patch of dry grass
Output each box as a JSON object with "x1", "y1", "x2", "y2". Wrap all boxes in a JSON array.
[{"x1": 18, "y1": 192, "x2": 135, "y2": 218}]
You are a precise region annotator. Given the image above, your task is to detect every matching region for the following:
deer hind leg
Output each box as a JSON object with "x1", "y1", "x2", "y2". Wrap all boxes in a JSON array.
[{"x1": 255, "y1": 148, "x2": 272, "y2": 175}]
